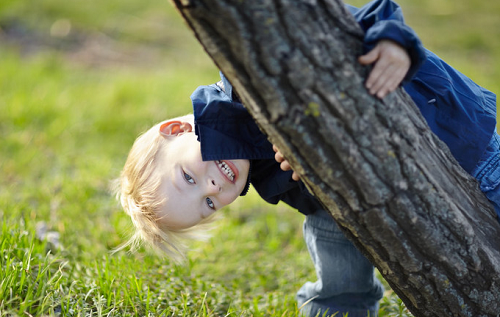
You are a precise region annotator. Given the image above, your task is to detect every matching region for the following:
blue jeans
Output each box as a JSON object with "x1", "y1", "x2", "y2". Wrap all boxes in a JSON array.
[
  {"x1": 297, "y1": 209, "x2": 384, "y2": 317},
  {"x1": 471, "y1": 130, "x2": 500, "y2": 220}
]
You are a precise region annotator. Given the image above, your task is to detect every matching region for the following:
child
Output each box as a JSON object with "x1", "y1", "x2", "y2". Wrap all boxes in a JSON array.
[{"x1": 115, "y1": 0, "x2": 498, "y2": 316}]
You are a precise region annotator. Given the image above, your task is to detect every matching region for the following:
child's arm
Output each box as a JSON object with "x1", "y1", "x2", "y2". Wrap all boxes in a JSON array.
[{"x1": 358, "y1": 39, "x2": 411, "y2": 98}]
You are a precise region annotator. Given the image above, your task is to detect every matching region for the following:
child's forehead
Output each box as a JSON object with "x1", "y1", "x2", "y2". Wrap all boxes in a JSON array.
[
  {"x1": 158, "y1": 135, "x2": 183, "y2": 153},
  {"x1": 153, "y1": 143, "x2": 177, "y2": 179}
]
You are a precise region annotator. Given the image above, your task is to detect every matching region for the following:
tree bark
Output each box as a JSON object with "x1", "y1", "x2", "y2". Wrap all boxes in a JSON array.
[{"x1": 171, "y1": 0, "x2": 500, "y2": 316}]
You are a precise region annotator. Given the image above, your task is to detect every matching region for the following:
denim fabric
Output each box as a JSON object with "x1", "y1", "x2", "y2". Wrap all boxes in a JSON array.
[
  {"x1": 297, "y1": 209, "x2": 384, "y2": 317},
  {"x1": 472, "y1": 130, "x2": 500, "y2": 220}
]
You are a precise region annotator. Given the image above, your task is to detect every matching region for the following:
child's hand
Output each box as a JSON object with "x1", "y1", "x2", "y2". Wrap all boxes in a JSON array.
[
  {"x1": 358, "y1": 40, "x2": 411, "y2": 99},
  {"x1": 273, "y1": 145, "x2": 300, "y2": 181}
]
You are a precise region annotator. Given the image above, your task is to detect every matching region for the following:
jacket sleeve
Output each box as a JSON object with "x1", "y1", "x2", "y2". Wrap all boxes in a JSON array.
[
  {"x1": 191, "y1": 81, "x2": 275, "y2": 162},
  {"x1": 346, "y1": 0, "x2": 426, "y2": 83}
]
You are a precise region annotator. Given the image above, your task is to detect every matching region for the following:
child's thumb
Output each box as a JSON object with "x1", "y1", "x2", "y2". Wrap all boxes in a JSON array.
[{"x1": 358, "y1": 47, "x2": 379, "y2": 65}]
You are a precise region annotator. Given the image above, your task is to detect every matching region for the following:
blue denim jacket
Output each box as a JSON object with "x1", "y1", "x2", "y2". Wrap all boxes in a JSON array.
[{"x1": 192, "y1": 0, "x2": 497, "y2": 215}]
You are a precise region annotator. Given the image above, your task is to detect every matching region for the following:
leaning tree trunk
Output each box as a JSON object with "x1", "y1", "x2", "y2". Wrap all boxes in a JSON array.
[{"x1": 172, "y1": 0, "x2": 500, "y2": 316}]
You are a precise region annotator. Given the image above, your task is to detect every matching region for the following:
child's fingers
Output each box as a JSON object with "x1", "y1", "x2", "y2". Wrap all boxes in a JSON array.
[
  {"x1": 365, "y1": 59, "x2": 391, "y2": 93},
  {"x1": 368, "y1": 57, "x2": 409, "y2": 97},
  {"x1": 280, "y1": 160, "x2": 292, "y2": 172},
  {"x1": 272, "y1": 144, "x2": 300, "y2": 181},
  {"x1": 372, "y1": 65, "x2": 407, "y2": 98},
  {"x1": 360, "y1": 52, "x2": 384, "y2": 89},
  {"x1": 359, "y1": 40, "x2": 410, "y2": 98},
  {"x1": 274, "y1": 151, "x2": 284, "y2": 163},
  {"x1": 281, "y1": 161, "x2": 300, "y2": 181},
  {"x1": 372, "y1": 64, "x2": 396, "y2": 91},
  {"x1": 273, "y1": 144, "x2": 285, "y2": 163},
  {"x1": 371, "y1": 76, "x2": 397, "y2": 98},
  {"x1": 380, "y1": 68, "x2": 406, "y2": 97}
]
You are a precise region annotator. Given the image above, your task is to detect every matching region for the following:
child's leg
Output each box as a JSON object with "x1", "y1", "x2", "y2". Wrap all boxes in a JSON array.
[
  {"x1": 297, "y1": 209, "x2": 384, "y2": 317},
  {"x1": 471, "y1": 130, "x2": 500, "y2": 221}
]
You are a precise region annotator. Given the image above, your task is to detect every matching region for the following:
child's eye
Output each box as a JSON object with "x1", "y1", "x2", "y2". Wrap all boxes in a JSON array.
[
  {"x1": 183, "y1": 171, "x2": 195, "y2": 184},
  {"x1": 206, "y1": 197, "x2": 215, "y2": 210}
]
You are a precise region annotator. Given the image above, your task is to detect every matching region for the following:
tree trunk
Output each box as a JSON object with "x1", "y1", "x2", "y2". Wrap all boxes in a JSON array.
[{"x1": 171, "y1": 0, "x2": 500, "y2": 316}]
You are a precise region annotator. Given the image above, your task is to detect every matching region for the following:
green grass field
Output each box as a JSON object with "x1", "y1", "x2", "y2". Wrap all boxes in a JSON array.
[{"x1": 1, "y1": 0, "x2": 499, "y2": 316}]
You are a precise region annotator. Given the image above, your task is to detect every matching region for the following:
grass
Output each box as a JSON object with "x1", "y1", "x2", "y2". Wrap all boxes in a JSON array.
[{"x1": 1, "y1": 0, "x2": 499, "y2": 316}]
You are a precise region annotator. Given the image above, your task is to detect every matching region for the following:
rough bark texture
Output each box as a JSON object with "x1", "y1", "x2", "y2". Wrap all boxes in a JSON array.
[{"x1": 171, "y1": 0, "x2": 500, "y2": 316}]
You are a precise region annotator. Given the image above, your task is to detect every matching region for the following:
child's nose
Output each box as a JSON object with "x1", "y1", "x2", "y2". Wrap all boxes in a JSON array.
[{"x1": 207, "y1": 179, "x2": 221, "y2": 195}]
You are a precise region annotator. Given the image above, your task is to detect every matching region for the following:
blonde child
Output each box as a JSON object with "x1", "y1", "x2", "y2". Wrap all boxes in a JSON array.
[{"x1": 115, "y1": 1, "x2": 498, "y2": 316}]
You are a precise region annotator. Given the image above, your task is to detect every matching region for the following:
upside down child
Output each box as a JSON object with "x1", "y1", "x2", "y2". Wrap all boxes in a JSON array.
[{"x1": 114, "y1": 0, "x2": 499, "y2": 316}]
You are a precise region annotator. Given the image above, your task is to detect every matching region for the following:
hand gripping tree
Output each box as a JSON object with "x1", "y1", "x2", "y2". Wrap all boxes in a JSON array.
[{"x1": 171, "y1": 0, "x2": 500, "y2": 316}]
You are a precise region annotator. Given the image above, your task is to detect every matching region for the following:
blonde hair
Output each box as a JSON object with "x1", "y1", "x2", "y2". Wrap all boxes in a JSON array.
[{"x1": 113, "y1": 115, "x2": 217, "y2": 262}]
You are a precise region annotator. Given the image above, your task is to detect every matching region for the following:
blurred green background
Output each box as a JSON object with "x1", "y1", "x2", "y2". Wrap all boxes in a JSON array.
[{"x1": 1, "y1": 0, "x2": 499, "y2": 315}]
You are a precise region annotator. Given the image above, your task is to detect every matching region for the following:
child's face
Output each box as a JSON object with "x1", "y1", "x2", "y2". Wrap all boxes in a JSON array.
[{"x1": 155, "y1": 121, "x2": 250, "y2": 230}]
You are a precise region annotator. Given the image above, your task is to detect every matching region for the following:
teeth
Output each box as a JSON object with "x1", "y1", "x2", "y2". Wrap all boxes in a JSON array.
[{"x1": 216, "y1": 160, "x2": 235, "y2": 181}]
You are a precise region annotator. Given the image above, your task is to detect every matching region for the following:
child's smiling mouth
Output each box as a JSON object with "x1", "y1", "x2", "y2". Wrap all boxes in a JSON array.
[{"x1": 216, "y1": 160, "x2": 237, "y2": 183}]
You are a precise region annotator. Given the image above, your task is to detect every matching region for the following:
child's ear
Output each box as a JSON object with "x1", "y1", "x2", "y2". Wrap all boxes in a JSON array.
[{"x1": 159, "y1": 120, "x2": 193, "y2": 138}]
